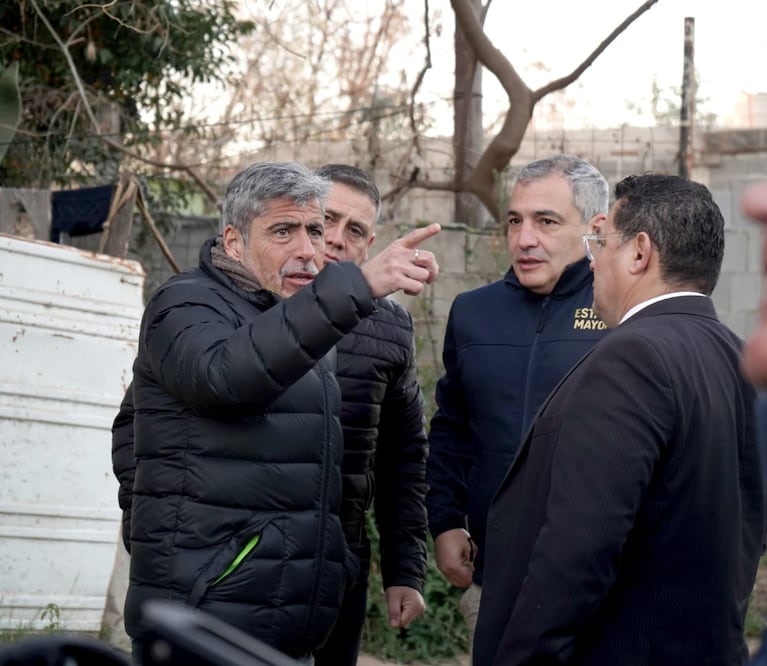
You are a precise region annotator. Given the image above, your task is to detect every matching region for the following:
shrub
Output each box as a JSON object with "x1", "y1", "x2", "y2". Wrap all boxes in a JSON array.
[{"x1": 361, "y1": 513, "x2": 468, "y2": 663}]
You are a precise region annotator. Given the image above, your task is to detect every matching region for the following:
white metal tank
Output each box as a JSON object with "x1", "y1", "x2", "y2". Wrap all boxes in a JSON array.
[{"x1": 0, "y1": 234, "x2": 144, "y2": 633}]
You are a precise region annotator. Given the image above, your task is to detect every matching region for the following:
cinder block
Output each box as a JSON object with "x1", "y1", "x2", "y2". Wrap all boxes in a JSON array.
[
  {"x1": 710, "y1": 273, "x2": 731, "y2": 314},
  {"x1": 721, "y1": 232, "x2": 747, "y2": 273},
  {"x1": 731, "y1": 273, "x2": 762, "y2": 313},
  {"x1": 465, "y1": 230, "x2": 509, "y2": 275}
]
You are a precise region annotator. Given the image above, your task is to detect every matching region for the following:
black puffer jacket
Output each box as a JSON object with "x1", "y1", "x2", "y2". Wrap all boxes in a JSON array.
[
  {"x1": 111, "y1": 386, "x2": 134, "y2": 550},
  {"x1": 123, "y1": 239, "x2": 373, "y2": 657},
  {"x1": 335, "y1": 299, "x2": 428, "y2": 591}
]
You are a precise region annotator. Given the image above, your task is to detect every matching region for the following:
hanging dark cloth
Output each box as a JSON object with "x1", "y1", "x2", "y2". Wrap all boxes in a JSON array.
[{"x1": 50, "y1": 184, "x2": 114, "y2": 242}]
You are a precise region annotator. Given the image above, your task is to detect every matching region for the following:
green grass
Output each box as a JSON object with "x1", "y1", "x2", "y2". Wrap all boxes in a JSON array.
[{"x1": 0, "y1": 603, "x2": 62, "y2": 645}]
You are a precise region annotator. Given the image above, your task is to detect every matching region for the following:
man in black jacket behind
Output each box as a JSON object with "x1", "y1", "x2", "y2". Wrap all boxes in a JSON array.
[
  {"x1": 312, "y1": 165, "x2": 428, "y2": 665},
  {"x1": 115, "y1": 162, "x2": 439, "y2": 663}
]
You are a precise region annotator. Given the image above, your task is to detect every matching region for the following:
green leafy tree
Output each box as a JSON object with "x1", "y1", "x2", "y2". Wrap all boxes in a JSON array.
[{"x1": 0, "y1": 0, "x2": 252, "y2": 188}]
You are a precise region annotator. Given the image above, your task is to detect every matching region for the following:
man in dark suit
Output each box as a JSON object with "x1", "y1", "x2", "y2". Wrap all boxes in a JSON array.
[{"x1": 474, "y1": 174, "x2": 767, "y2": 666}]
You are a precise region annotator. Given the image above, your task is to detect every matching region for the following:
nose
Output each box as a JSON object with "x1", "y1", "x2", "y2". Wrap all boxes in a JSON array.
[
  {"x1": 295, "y1": 228, "x2": 317, "y2": 261},
  {"x1": 514, "y1": 220, "x2": 538, "y2": 249},
  {"x1": 325, "y1": 223, "x2": 344, "y2": 249}
]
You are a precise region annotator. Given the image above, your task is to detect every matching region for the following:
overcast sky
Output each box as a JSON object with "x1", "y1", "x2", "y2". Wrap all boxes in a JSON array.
[{"x1": 416, "y1": 0, "x2": 767, "y2": 131}]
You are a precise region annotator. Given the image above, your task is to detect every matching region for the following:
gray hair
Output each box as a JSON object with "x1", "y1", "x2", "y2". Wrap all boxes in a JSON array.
[
  {"x1": 315, "y1": 163, "x2": 381, "y2": 222},
  {"x1": 513, "y1": 154, "x2": 609, "y2": 223},
  {"x1": 221, "y1": 162, "x2": 330, "y2": 240}
]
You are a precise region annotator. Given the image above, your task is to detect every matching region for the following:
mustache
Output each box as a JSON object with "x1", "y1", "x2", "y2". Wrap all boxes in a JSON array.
[
  {"x1": 280, "y1": 260, "x2": 319, "y2": 277},
  {"x1": 514, "y1": 250, "x2": 547, "y2": 260}
]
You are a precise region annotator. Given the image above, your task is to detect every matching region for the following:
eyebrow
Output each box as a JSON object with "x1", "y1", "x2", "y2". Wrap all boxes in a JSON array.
[
  {"x1": 266, "y1": 219, "x2": 323, "y2": 231},
  {"x1": 324, "y1": 209, "x2": 372, "y2": 233},
  {"x1": 507, "y1": 208, "x2": 564, "y2": 220}
]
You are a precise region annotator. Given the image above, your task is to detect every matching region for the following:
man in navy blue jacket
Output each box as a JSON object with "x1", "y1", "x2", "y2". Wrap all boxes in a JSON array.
[{"x1": 426, "y1": 155, "x2": 609, "y2": 648}]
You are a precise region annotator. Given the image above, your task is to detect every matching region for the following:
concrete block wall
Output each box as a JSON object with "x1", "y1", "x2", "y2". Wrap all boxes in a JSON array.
[{"x1": 134, "y1": 129, "x2": 765, "y2": 386}]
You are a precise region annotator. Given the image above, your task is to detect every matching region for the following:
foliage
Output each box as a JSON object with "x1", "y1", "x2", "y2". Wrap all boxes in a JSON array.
[
  {"x1": 0, "y1": 603, "x2": 62, "y2": 645},
  {"x1": 0, "y1": 62, "x2": 20, "y2": 164},
  {"x1": 362, "y1": 513, "x2": 468, "y2": 663},
  {"x1": 360, "y1": 344, "x2": 468, "y2": 663},
  {"x1": 747, "y1": 555, "x2": 767, "y2": 640},
  {"x1": 0, "y1": 0, "x2": 253, "y2": 188}
]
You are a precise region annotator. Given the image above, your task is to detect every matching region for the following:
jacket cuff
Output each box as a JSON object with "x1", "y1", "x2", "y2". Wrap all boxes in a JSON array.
[
  {"x1": 383, "y1": 576, "x2": 425, "y2": 595},
  {"x1": 429, "y1": 515, "x2": 467, "y2": 540},
  {"x1": 332, "y1": 261, "x2": 375, "y2": 318}
]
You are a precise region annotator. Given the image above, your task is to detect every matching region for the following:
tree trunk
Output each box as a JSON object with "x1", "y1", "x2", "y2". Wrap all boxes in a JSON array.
[{"x1": 453, "y1": 0, "x2": 485, "y2": 228}]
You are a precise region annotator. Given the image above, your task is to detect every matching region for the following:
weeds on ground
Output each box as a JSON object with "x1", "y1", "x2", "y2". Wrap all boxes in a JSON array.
[
  {"x1": 362, "y1": 515, "x2": 468, "y2": 664},
  {"x1": 0, "y1": 603, "x2": 61, "y2": 645}
]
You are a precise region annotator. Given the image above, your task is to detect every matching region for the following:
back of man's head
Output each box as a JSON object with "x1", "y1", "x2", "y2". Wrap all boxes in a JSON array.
[
  {"x1": 221, "y1": 162, "x2": 329, "y2": 241},
  {"x1": 315, "y1": 163, "x2": 381, "y2": 223},
  {"x1": 514, "y1": 154, "x2": 609, "y2": 224},
  {"x1": 612, "y1": 174, "x2": 724, "y2": 295}
]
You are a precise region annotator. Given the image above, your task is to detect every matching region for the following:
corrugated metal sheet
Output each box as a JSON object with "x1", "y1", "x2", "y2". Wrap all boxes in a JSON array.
[{"x1": 0, "y1": 234, "x2": 145, "y2": 632}]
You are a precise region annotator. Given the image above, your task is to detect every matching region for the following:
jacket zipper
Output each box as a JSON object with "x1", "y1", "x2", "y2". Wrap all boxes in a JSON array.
[
  {"x1": 211, "y1": 534, "x2": 261, "y2": 586},
  {"x1": 522, "y1": 297, "x2": 549, "y2": 434}
]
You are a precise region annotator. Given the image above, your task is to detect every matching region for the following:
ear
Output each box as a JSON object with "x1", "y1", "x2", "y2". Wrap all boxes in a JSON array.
[
  {"x1": 587, "y1": 213, "x2": 606, "y2": 233},
  {"x1": 364, "y1": 232, "x2": 376, "y2": 261},
  {"x1": 627, "y1": 231, "x2": 653, "y2": 276},
  {"x1": 222, "y1": 224, "x2": 243, "y2": 261}
]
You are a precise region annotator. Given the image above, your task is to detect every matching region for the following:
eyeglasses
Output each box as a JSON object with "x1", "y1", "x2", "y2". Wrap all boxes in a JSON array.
[{"x1": 582, "y1": 233, "x2": 636, "y2": 261}]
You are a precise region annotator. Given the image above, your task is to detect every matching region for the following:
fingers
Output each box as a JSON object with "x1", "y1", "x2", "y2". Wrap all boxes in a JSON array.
[
  {"x1": 411, "y1": 248, "x2": 439, "y2": 285},
  {"x1": 434, "y1": 529, "x2": 475, "y2": 588},
  {"x1": 443, "y1": 566, "x2": 473, "y2": 588},
  {"x1": 398, "y1": 223, "x2": 441, "y2": 249},
  {"x1": 385, "y1": 587, "x2": 426, "y2": 629},
  {"x1": 386, "y1": 598, "x2": 402, "y2": 628},
  {"x1": 360, "y1": 224, "x2": 441, "y2": 298}
]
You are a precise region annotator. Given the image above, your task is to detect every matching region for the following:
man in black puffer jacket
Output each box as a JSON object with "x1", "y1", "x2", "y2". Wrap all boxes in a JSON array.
[
  {"x1": 312, "y1": 165, "x2": 428, "y2": 666},
  {"x1": 118, "y1": 162, "x2": 440, "y2": 662}
]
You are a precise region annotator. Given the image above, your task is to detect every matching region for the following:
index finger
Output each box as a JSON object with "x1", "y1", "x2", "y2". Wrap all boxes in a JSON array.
[{"x1": 398, "y1": 223, "x2": 441, "y2": 249}]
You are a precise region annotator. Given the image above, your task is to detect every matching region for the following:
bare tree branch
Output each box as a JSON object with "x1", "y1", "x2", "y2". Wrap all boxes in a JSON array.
[
  {"x1": 534, "y1": 0, "x2": 660, "y2": 101},
  {"x1": 408, "y1": 0, "x2": 432, "y2": 151},
  {"x1": 446, "y1": 0, "x2": 661, "y2": 220}
]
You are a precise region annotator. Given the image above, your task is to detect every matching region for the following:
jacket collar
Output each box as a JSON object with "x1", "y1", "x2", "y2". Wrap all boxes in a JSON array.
[
  {"x1": 620, "y1": 294, "x2": 718, "y2": 325},
  {"x1": 198, "y1": 237, "x2": 279, "y2": 309}
]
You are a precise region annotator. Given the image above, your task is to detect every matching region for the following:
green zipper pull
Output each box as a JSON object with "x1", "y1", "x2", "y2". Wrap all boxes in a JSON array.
[{"x1": 211, "y1": 534, "x2": 260, "y2": 586}]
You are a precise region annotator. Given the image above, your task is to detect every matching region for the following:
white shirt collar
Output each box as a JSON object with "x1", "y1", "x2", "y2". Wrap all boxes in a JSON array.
[{"x1": 619, "y1": 292, "x2": 706, "y2": 325}]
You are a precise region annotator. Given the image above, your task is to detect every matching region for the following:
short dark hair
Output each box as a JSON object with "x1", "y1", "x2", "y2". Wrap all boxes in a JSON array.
[
  {"x1": 315, "y1": 164, "x2": 381, "y2": 222},
  {"x1": 612, "y1": 174, "x2": 724, "y2": 294}
]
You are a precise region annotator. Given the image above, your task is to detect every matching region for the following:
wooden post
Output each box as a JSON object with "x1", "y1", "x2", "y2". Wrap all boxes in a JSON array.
[
  {"x1": 99, "y1": 173, "x2": 137, "y2": 259},
  {"x1": 679, "y1": 17, "x2": 695, "y2": 179}
]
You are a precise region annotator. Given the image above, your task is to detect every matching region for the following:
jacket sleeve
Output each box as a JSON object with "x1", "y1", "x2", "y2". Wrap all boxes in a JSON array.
[
  {"x1": 137, "y1": 261, "x2": 374, "y2": 414},
  {"x1": 495, "y1": 334, "x2": 673, "y2": 665},
  {"x1": 111, "y1": 381, "x2": 136, "y2": 552},
  {"x1": 374, "y1": 311, "x2": 428, "y2": 592},
  {"x1": 426, "y1": 302, "x2": 472, "y2": 538}
]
